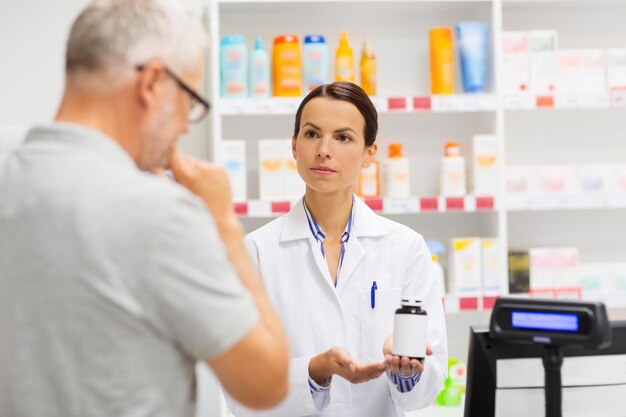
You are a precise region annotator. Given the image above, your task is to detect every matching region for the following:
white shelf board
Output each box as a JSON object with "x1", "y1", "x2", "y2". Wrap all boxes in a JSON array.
[{"x1": 506, "y1": 193, "x2": 626, "y2": 212}]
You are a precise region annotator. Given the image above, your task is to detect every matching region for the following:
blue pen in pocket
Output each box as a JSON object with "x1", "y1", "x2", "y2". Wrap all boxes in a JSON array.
[{"x1": 371, "y1": 281, "x2": 377, "y2": 309}]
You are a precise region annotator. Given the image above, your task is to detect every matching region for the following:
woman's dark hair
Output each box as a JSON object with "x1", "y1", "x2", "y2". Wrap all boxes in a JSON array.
[{"x1": 293, "y1": 81, "x2": 378, "y2": 147}]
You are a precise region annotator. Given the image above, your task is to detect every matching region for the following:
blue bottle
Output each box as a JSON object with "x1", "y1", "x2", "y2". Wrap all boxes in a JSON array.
[
  {"x1": 456, "y1": 22, "x2": 489, "y2": 93},
  {"x1": 302, "y1": 35, "x2": 329, "y2": 92},
  {"x1": 249, "y1": 36, "x2": 270, "y2": 98},
  {"x1": 220, "y1": 34, "x2": 248, "y2": 98}
]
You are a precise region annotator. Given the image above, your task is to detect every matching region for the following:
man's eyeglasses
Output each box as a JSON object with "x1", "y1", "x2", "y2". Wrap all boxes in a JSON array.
[{"x1": 136, "y1": 64, "x2": 210, "y2": 123}]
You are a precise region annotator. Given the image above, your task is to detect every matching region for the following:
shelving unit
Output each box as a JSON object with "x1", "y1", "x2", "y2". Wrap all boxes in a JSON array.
[{"x1": 204, "y1": 0, "x2": 626, "y2": 314}]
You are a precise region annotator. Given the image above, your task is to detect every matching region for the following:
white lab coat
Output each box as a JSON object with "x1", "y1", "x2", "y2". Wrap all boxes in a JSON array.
[{"x1": 226, "y1": 197, "x2": 447, "y2": 417}]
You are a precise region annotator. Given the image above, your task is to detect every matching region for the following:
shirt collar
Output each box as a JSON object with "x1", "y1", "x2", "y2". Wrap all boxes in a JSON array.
[
  {"x1": 23, "y1": 122, "x2": 138, "y2": 171},
  {"x1": 302, "y1": 196, "x2": 354, "y2": 244},
  {"x1": 280, "y1": 194, "x2": 389, "y2": 242}
]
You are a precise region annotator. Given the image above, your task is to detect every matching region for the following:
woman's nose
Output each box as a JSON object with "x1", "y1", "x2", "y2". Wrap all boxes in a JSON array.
[{"x1": 317, "y1": 136, "x2": 331, "y2": 158}]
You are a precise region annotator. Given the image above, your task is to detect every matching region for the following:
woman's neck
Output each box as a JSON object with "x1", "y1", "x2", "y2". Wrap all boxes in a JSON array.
[{"x1": 304, "y1": 187, "x2": 354, "y2": 239}]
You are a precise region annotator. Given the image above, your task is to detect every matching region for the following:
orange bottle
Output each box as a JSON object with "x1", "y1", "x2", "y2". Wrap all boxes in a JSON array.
[
  {"x1": 273, "y1": 35, "x2": 302, "y2": 97},
  {"x1": 430, "y1": 27, "x2": 454, "y2": 95}
]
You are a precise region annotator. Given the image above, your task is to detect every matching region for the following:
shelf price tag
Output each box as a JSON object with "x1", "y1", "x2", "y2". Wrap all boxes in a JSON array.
[
  {"x1": 445, "y1": 197, "x2": 465, "y2": 211},
  {"x1": 364, "y1": 198, "x2": 383, "y2": 212},
  {"x1": 271, "y1": 201, "x2": 291, "y2": 214},
  {"x1": 475, "y1": 196, "x2": 495, "y2": 211},
  {"x1": 234, "y1": 202, "x2": 248, "y2": 216},
  {"x1": 420, "y1": 197, "x2": 439, "y2": 211},
  {"x1": 383, "y1": 197, "x2": 419, "y2": 214},
  {"x1": 387, "y1": 97, "x2": 407, "y2": 111},
  {"x1": 413, "y1": 96, "x2": 432, "y2": 111},
  {"x1": 503, "y1": 94, "x2": 535, "y2": 110},
  {"x1": 536, "y1": 96, "x2": 554, "y2": 108}
]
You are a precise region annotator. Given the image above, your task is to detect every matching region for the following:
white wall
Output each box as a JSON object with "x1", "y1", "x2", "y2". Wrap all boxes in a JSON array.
[{"x1": 0, "y1": 0, "x2": 211, "y2": 158}]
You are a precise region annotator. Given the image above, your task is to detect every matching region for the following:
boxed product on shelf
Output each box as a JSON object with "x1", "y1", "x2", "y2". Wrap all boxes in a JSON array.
[
  {"x1": 606, "y1": 48, "x2": 626, "y2": 90},
  {"x1": 508, "y1": 250, "x2": 530, "y2": 294},
  {"x1": 259, "y1": 139, "x2": 287, "y2": 201},
  {"x1": 283, "y1": 139, "x2": 305, "y2": 201},
  {"x1": 450, "y1": 238, "x2": 482, "y2": 296},
  {"x1": 535, "y1": 165, "x2": 578, "y2": 195},
  {"x1": 529, "y1": 30, "x2": 558, "y2": 95},
  {"x1": 219, "y1": 140, "x2": 247, "y2": 202},
  {"x1": 578, "y1": 164, "x2": 612, "y2": 194},
  {"x1": 259, "y1": 139, "x2": 304, "y2": 202},
  {"x1": 501, "y1": 31, "x2": 531, "y2": 94},
  {"x1": 481, "y1": 238, "x2": 501, "y2": 296},
  {"x1": 611, "y1": 164, "x2": 626, "y2": 193},
  {"x1": 472, "y1": 134, "x2": 498, "y2": 196},
  {"x1": 558, "y1": 49, "x2": 606, "y2": 94},
  {"x1": 529, "y1": 247, "x2": 580, "y2": 292},
  {"x1": 504, "y1": 166, "x2": 537, "y2": 195},
  {"x1": 579, "y1": 262, "x2": 626, "y2": 306}
]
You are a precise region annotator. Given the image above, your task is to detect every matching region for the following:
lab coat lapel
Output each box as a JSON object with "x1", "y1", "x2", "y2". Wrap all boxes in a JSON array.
[
  {"x1": 336, "y1": 197, "x2": 388, "y2": 295},
  {"x1": 335, "y1": 235, "x2": 365, "y2": 295},
  {"x1": 280, "y1": 199, "x2": 338, "y2": 294}
]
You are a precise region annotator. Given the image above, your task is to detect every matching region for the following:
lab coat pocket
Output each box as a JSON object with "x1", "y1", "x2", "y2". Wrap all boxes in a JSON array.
[{"x1": 360, "y1": 287, "x2": 402, "y2": 363}]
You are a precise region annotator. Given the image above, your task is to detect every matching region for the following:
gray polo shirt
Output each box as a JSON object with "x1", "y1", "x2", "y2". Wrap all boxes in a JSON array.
[{"x1": 0, "y1": 123, "x2": 258, "y2": 417}]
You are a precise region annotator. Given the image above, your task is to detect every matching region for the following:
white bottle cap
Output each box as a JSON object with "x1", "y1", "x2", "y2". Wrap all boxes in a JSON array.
[{"x1": 401, "y1": 298, "x2": 422, "y2": 307}]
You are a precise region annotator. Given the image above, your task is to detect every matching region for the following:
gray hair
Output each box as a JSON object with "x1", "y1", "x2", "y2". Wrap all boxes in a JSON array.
[{"x1": 66, "y1": 0, "x2": 207, "y2": 85}]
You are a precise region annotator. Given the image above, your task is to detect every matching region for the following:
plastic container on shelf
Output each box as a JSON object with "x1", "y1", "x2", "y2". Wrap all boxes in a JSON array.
[
  {"x1": 456, "y1": 22, "x2": 489, "y2": 93},
  {"x1": 249, "y1": 36, "x2": 270, "y2": 98},
  {"x1": 360, "y1": 39, "x2": 377, "y2": 95},
  {"x1": 220, "y1": 34, "x2": 248, "y2": 98},
  {"x1": 427, "y1": 240, "x2": 447, "y2": 297},
  {"x1": 440, "y1": 141, "x2": 466, "y2": 197},
  {"x1": 429, "y1": 27, "x2": 455, "y2": 95},
  {"x1": 335, "y1": 31, "x2": 355, "y2": 82},
  {"x1": 272, "y1": 34, "x2": 302, "y2": 97},
  {"x1": 383, "y1": 143, "x2": 410, "y2": 198},
  {"x1": 302, "y1": 35, "x2": 329, "y2": 92},
  {"x1": 357, "y1": 159, "x2": 380, "y2": 198}
]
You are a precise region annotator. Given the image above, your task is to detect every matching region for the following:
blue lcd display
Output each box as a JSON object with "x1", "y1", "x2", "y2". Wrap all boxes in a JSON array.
[{"x1": 511, "y1": 311, "x2": 579, "y2": 332}]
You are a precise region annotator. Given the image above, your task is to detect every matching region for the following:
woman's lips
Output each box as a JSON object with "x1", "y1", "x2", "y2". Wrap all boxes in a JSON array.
[{"x1": 311, "y1": 166, "x2": 336, "y2": 176}]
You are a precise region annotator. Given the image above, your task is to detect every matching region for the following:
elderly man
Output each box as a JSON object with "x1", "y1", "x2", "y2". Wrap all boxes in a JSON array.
[{"x1": 0, "y1": 1, "x2": 288, "y2": 416}]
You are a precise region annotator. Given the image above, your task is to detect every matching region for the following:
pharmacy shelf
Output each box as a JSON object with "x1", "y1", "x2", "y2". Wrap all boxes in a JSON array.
[
  {"x1": 506, "y1": 193, "x2": 626, "y2": 211},
  {"x1": 234, "y1": 195, "x2": 496, "y2": 218},
  {"x1": 219, "y1": 94, "x2": 499, "y2": 115},
  {"x1": 219, "y1": 92, "x2": 626, "y2": 115}
]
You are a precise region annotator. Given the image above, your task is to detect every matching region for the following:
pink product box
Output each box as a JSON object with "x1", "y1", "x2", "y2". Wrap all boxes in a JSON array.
[{"x1": 535, "y1": 165, "x2": 579, "y2": 195}]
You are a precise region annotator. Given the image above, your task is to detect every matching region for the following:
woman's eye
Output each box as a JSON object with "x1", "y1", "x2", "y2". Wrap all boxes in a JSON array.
[
  {"x1": 305, "y1": 130, "x2": 318, "y2": 139},
  {"x1": 338, "y1": 135, "x2": 352, "y2": 142}
]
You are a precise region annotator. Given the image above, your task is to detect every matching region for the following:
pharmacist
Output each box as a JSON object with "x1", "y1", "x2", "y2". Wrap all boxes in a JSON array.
[{"x1": 226, "y1": 82, "x2": 447, "y2": 417}]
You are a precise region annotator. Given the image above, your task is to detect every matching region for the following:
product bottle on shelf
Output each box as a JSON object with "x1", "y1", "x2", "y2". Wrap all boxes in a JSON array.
[
  {"x1": 272, "y1": 34, "x2": 302, "y2": 97},
  {"x1": 249, "y1": 36, "x2": 270, "y2": 98},
  {"x1": 302, "y1": 35, "x2": 329, "y2": 92},
  {"x1": 360, "y1": 39, "x2": 377, "y2": 95},
  {"x1": 335, "y1": 31, "x2": 355, "y2": 82},
  {"x1": 383, "y1": 143, "x2": 410, "y2": 198},
  {"x1": 456, "y1": 22, "x2": 489, "y2": 93},
  {"x1": 440, "y1": 141, "x2": 467, "y2": 197},
  {"x1": 357, "y1": 159, "x2": 380, "y2": 198},
  {"x1": 429, "y1": 27, "x2": 455, "y2": 95},
  {"x1": 220, "y1": 34, "x2": 248, "y2": 98}
]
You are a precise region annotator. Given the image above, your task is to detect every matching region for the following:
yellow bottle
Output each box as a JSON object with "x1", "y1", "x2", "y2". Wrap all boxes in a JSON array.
[
  {"x1": 430, "y1": 27, "x2": 454, "y2": 95},
  {"x1": 360, "y1": 39, "x2": 376, "y2": 95},
  {"x1": 335, "y1": 31, "x2": 355, "y2": 82}
]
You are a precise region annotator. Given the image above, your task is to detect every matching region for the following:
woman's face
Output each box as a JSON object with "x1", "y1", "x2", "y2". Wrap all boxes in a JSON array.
[{"x1": 293, "y1": 97, "x2": 377, "y2": 194}]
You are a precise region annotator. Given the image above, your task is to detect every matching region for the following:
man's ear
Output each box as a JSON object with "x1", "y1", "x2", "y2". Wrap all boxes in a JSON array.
[
  {"x1": 362, "y1": 143, "x2": 378, "y2": 168},
  {"x1": 136, "y1": 61, "x2": 165, "y2": 110}
]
